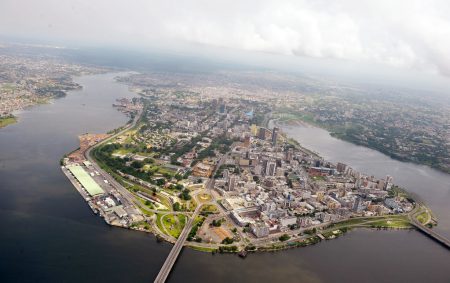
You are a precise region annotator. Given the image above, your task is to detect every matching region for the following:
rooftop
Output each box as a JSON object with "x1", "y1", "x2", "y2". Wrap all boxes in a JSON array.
[{"x1": 67, "y1": 165, "x2": 105, "y2": 196}]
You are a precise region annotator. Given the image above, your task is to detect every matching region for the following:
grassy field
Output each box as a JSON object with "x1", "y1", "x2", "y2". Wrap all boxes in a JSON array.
[
  {"x1": 0, "y1": 116, "x2": 17, "y2": 128},
  {"x1": 188, "y1": 245, "x2": 218, "y2": 252},
  {"x1": 161, "y1": 214, "x2": 186, "y2": 239},
  {"x1": 112, "y1": 148, "x2": 133, "y2": 156},
  {"x1": 201, "y1": 204, "x2": 218, "y2": 213},
  {"x1": 416, "y1": 212, "x2": 427, "y2": 224},
  {"x1": 186, "y1": 198, "x2": 198, "y2": 212},
  {"x1": 137, "y1": 196, "x2": 155, "y2": 210},
  {"x1": 156, "y1": 213, "x2": 165, "y2": 234},
  {"x1": 367, "y1": 218, "x2": 412, "y2": 229},
  {"x1": 328, "y1": 215, "x2": 412, "y2": 230}
]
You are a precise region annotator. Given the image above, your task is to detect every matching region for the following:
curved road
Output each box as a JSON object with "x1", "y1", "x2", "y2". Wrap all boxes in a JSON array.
[{"x1": 154, "y1": 201, "x2": 203, "y2": 283}]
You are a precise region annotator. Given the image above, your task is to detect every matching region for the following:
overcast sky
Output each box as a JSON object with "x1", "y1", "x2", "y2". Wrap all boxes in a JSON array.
[{"x1": 1, "y1": 0, "x2": 450, "y2": 79}]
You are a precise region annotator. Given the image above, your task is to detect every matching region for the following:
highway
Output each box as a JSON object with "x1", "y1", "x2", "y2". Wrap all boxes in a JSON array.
[
  {"x1": 154, "y1": 203, "x2": 202, "y2": 283},
  {"x1": 83, "y1": 110, "x2": 148, "y2": 213}
]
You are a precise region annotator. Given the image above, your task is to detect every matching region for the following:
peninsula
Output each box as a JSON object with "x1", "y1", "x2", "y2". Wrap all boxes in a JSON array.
[{"x1": 61, "y1": 76, "x2": 445, "y2": 256}]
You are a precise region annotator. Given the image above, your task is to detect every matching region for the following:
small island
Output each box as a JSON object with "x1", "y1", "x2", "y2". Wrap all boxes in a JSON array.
[{"x1": 61, "y1": 84, "x2": 442, "y2": 255}]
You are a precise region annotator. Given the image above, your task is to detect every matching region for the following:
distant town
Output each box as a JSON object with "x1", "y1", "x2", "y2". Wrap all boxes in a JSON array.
[
  {"x1": 61, "y1": 73, "x2": 436, "y2": 253},
  {"x1": 0, "y1": 43, "x2": 107, "y2": 128}
]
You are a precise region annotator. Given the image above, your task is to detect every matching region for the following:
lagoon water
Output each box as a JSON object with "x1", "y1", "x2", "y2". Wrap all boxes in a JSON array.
[{"x1": 1, "y1": 73, "x2": 449, "y2": 283}]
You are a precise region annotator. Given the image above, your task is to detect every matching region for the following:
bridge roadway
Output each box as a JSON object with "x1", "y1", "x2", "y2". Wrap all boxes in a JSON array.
[
  {"x1": 154, "y1": 204, "x2": 202, "y2": 283},
  {"x1": 153, "y1": 147, "x2": 236, "y2": 283},
  {"x1": 410, "y1": 219, "x2": 450, "y2": 249}
]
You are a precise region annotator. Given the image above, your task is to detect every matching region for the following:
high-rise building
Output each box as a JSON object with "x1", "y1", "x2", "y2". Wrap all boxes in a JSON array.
[
  {"x1": 385, "y1": 175, "x2": 393, "y2": 190},
  {"x1": 377, "y1": 179, "x2": 386, "y2": 190},
  {"x1": 352, "y1": 197, "x2": 365, "y2": 213},
  {"x1": 337, "y1": 162, "x2": 347, "y2": 173},
  {"x1": 228, "y1": 176, "x2": 236, "y2": 191},
  {"x1": 258, "y1": 127, "x2": 267, "y2": 140},
  {"x1": 250, "y1": 124, "x2": 258, "y2": 136},
  {"x1": 243, "y1": 136, "x2": 251, "y2": 147},
  {"x1": 266, "y1": 161, "x2": 277, "y2": 176},
  {"x1": 223, "y1": 169, "x2": 229, "y2": 182},
  {"x1": 285, "y1": 148, "x2": 293, "y2": 161},
  {"x1": 271, "y1": 127, "x2": 279, "y2": 145},
  {"x1": 250, "y1": 222, "x2": 269, "y2": 238},
  {"x1": 254, "y1": 164, "x2": 263, "y2": 176}
]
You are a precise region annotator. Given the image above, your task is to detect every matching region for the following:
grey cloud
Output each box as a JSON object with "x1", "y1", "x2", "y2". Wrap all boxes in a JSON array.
[{"x1": 1, "y1": 0, "x2": 450, "y2": 77}]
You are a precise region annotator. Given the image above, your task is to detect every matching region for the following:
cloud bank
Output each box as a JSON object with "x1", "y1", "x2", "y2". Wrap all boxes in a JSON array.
[{"x1": 1, "y1": 0, "x2": 450, "y2": 76}]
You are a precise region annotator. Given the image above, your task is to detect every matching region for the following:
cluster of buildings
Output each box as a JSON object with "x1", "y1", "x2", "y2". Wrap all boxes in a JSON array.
[
  {"x1": 212, "y1": 123, "x2": 413, "y2": 238},
  {"x1": 131, "y1": 94, "x2": 246, "y2": 173},
  {"x1": 102, "y1": 73, "x2": 418, "y2": 242},
  {"x1": 112, "y1": 97, "x2": 143, "y2": 115},
  {"x1": 106, "y1": 86, "x2": 415, "y2": 241},
  {"x1": 62, "y1": 162, "x2": 144, "y2": 228}
]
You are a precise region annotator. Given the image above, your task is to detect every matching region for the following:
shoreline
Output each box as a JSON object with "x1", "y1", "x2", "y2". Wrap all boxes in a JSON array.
[
  {"x1": 62, "y1": 162, "x2": 420, "y2": 254},
  {"x1": 0, "y1": 115, "x2": 17, "y2": 129},
  {"x1": 274, "y1": 117, "x2": 450, "y2": 175}
]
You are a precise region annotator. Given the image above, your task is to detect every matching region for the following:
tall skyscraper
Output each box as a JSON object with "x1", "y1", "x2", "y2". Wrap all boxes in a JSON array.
[
  {"x1": 337, "y1": 162, "x2": 347, "y2": 173},
  {"x1": 385, "y1": 175, "x2": 393, "y2": 190},
  {"x1": 228, "y1": 176, "x2": 236, "y2": 191},
  {"x1": 243, "y1": 136, "x2": 251, "y2": 147},
  {"x1": 271, "y1": 127, "x2": 279, "y2": 145},
  {"x1": 250, "y1": 124, "x2": 258, "y2": 136},
  {"x1": 285, "y1": 148, "x2": 293, "y2": 161},
  {"x1": 266, "y1": 161, "x2": 277, "y2": 176},
  {"x1": 258, "y1": 127, "x2": 267, "y2": 140}
]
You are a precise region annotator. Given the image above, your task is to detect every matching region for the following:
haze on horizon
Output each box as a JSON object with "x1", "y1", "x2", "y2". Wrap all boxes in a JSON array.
[{"x1": 1, "y1": 0, "x2": 450, "y2": 90}]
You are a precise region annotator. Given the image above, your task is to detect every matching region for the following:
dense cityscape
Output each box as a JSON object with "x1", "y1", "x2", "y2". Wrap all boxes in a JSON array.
[{"x1": 61, "y1": 73, "x2": 435, "y2": 254}]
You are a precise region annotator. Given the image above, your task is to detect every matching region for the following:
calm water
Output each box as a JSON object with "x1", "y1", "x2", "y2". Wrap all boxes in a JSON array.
[{"x1": 0, "y1": 74, "x2": 449, "y2": 283}]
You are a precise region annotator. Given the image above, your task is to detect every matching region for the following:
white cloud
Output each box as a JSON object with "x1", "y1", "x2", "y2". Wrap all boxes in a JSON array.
[{"x1": 1, "y1": 0, "x2": 450, "y2": 77}]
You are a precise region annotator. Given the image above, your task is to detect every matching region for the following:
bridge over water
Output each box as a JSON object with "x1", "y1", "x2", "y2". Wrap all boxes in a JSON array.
[
  {"x1": 411, "y1": 221, "x2": 450, "y2": 249},
  {"x1": 154, "y1": 205, "x2": 201, "y2": 283}
]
